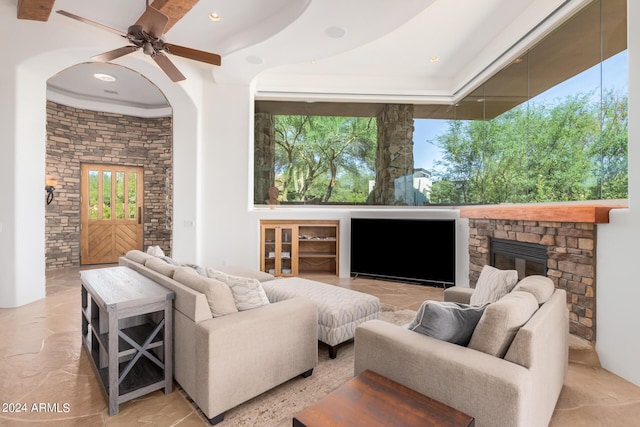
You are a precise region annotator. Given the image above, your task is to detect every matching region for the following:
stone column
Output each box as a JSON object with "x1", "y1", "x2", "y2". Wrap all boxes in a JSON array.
[
  {"x1": 374, "y1": 104, "x2": 415, "y2": 204},
  {"x1": 254, "y1": 112, "x2": 275, "y2": 204}
]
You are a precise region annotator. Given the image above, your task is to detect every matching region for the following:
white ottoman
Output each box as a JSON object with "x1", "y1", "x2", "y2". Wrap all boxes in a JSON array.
[{"x1": 262, "y1": 277, "x2": 380, "y2": 358}]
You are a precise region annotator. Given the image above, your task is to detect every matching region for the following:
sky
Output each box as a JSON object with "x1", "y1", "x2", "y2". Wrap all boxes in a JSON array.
[{"x1": 412, "y1": 50, "x2": 628, "y2": 172}]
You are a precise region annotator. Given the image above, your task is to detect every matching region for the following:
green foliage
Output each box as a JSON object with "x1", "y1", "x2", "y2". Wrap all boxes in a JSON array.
[
  {"x1": 431, "y1": 90, "x2": 628, "y2": 204},
  {"x1": 274, "y1": 115, "x2": 376, "y2": 203}
]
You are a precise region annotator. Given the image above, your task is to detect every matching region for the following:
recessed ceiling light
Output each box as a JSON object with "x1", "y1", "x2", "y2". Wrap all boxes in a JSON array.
[
  {"x1": 209, "y1": 12, "x2": 221, "y2": 21},
  {"x1": 93, "y1": 73, "x2": 116, "y2": 82},
  {"x1": 430, "y1": 56, "x2": 439, "y2": 63},
  {"x1": 246, "y1": 56, "x2": 263, "y2": 65},
  {"x1": 513, "y1": 57, "x2": 524, "y2": 64},
  {"x1": 325, "y1": 26, "x2": 346, "y2": 39}
]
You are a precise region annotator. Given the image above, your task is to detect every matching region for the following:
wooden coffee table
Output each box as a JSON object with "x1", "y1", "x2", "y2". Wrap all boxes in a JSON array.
[{"x1": 293, "y1": 370, "x2": 474, "y2": 427}]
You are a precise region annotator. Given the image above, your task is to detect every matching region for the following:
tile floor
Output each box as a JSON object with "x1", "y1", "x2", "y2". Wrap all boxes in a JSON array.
[{"x1": 0, "y1": 266, "x2": 638, "y2": 426}]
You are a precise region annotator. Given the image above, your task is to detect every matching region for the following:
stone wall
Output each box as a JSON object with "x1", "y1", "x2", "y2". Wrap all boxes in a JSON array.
[
  {"x1": 374, "y1": 104, "x2": 414, "y2": 204},
  {"x1": 468, "y1": 218, "x2": 596, "y2": 341},
  {"x1": 45, "y1": 101, "x2": 173, "y2": 269}
]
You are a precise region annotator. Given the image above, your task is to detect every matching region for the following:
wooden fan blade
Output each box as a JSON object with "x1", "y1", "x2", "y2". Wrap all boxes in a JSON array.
[
  {"x1": 153, "y1": 53, "x2": 186, "y2": 82},
  {"x1": 137, "y1": 6, "x2": 169, "y2": 39},
  {"x1": 56, "y1": 10, "x2": 128, "y2": 37},
  {"x1": 92, "y1": 45, "x2": 140, "y2": 62},
  {"x1": 164, "y1": 44, "x2": 222, "y2": 66}
]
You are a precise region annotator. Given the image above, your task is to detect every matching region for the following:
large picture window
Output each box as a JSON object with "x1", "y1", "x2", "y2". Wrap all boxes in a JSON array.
[{"x1": 254, "y1": 0, "x2": 627, "y2": 206}]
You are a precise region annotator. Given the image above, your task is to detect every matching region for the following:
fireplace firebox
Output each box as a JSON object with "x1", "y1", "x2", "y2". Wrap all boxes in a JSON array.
[{"x1": 490, "y1": 238, "x2": 547, "y2": 280}]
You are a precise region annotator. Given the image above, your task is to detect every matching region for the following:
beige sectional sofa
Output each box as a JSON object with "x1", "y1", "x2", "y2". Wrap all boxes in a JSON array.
[
  {"x1": 119, "y1": 251, "x2": 318, "y2": 425},
  {"x1": 354, "y1": 275, "x2": 568, "y2": 427}
]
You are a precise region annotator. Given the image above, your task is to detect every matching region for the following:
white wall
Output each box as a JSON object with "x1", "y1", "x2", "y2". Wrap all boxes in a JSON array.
[
  {"x1": 595, "y1": 1, "x2": 640, "y2": 387},
  {"x1": 0, "y1": 5, "x2": 201, "y2": 307}
]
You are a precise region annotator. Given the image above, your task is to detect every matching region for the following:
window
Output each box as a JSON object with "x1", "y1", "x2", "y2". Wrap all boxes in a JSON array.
[{"x1": 255, "y1": 0, "x2": 627, "y2": 206}]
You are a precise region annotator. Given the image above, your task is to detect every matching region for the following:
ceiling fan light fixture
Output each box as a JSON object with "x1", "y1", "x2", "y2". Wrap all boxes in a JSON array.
[
  {"x1": 94, "y1": 73, "x2": 117, "y2": 82},
  {"x1": 143, "y1": 41, "x2": 155, "y2": 56},
  {"x1": 209, "y1": 12, "x2": 221, "y2": 22}
]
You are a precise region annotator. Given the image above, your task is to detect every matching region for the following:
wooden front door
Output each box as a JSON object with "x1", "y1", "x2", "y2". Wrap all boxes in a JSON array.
[{"x1": 81, "y1": 164, "x2": 144, "y2": 264}]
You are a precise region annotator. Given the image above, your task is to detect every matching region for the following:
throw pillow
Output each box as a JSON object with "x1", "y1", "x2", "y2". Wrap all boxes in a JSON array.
[
  {"x1": 470, "y1": 265, "x2": 519, "y2": 305},
  {"x1": 207, "y1": 268, "x2": 271, "y2": 311},
  {"x1": 146, "y1": 245, "x2": 165, "y2": 257},
  {"x1": 180, "y1": 262, "x2": 207, "y2": 276},
  {"x1": 468, "y1": 291, "x2": 539, "y2": 358},
  {"x1": 173, "y1": 268, "x2": 238, "y2": 317},
  {"x1": 407, "y1": 300, "x2": 488, "y2": 346},
  {"x1": 512, "y1": 275, "x2": 554, "y2": 304}
]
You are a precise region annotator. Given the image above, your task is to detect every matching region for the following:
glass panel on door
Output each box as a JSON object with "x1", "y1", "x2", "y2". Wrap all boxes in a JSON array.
[
  {"x1": 115, "y1": 171, "x2": 125, "y2": 220},
  {"x1": 281, "y1": 227, "x2": 293, "y2": 275},
  {"x1": 88, "y1": 170, "x2": 99, "y2": 220},
  {"x1": 264, "y1": 227, "x2": 276, "y2": 274},
  {"x1": 102, "y1": 171, "x2": 112, "y2": 219},
  {"x1": 128, "y1": 172, "x2": 137, "y2": 220}
]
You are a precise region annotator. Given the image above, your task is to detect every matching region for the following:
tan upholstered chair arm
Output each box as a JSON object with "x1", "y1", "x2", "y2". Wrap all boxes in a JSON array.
[{"x1": 443, "y1": 286, "x2": 474, "y2": 304}]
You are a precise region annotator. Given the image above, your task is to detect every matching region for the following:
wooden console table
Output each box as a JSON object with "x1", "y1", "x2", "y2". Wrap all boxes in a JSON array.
[
  {"x1": 293, "y1": 370, "x2": 475, "y2": 427},
  {"x1": 80, "y1": 266, "x2": 175, "y2": 416}
]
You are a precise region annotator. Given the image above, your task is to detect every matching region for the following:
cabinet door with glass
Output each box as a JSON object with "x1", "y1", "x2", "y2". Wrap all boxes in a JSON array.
[{"x1": 260, "y1": 222, "x2": 299, "y2": 277}]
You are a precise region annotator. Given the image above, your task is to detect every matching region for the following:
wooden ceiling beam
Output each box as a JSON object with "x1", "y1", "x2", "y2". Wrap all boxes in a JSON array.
[
  {"x1": 17, "y1": 0, "x2": 55, "y2": 22},
  {"x1": 147, "y1": 0, "x2": 200, "y2": 32}
]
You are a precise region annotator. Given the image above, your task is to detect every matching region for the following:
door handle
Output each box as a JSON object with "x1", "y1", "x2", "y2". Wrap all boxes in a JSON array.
[{"x1": 138, "y1": 207, "x2": 142, "y2": 225}]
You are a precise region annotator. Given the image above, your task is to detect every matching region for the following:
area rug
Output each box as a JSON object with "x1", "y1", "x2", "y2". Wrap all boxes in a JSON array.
[{"x1": 182, "y1": 303, "x2": 417, "y2": 426}]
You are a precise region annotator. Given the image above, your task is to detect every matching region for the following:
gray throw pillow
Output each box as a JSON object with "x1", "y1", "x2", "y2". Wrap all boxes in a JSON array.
[{"x1": 408, "y1": 300, "x2": 488, "y2": 346}]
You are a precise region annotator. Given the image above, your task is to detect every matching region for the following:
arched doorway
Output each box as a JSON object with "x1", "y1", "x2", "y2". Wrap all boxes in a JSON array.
[{"x1": 45, "y1": 62, "x2": 173, "y2": 268}]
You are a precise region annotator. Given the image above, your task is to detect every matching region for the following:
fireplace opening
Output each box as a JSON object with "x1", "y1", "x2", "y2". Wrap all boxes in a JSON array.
[{"x1": 490, "y1": 238, "x2": 547, "y2": 280}]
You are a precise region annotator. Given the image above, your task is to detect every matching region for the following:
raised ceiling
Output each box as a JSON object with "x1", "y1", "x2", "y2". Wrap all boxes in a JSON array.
[{"x1": 16, "y1": 0, "x2": 607, "y2": 113}]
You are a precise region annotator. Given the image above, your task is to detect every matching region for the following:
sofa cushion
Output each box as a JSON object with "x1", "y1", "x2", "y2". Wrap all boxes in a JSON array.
[
  {"x1": 468, "y1": 291, "x2": 539, "y2": 358},
  {"x1": 512, "y1": 275, "x2": 555, "y2": 304},
  {"x1": 174, "y1": 267, "x2": 238, "y2": 317},
  {"x1": 214, "y1": 265, "x2": 275, "y2": 282},
  {"x1": 145, "y1": 257, "x2": 178, "y2": 278},
  {"x1": 207, "y1": 268, "x2": 270, "y2": 311},
  {"x1": 470, "y1": 265, "x2": 519, "y2": 305},
  {"x1": 125, "y1": 249, "x2": 155, "y2": 265},
  {"x1": 408, "y1": 300, "x2": 488, "y2": 346}
]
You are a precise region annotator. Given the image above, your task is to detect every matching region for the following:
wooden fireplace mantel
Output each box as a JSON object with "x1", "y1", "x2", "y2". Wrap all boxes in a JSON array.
[{"x1": 459, "y1": 202, "x2": 627, "y2": 223}]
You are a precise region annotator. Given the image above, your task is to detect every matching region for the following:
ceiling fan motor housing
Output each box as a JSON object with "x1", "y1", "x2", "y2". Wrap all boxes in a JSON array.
[{"x1": 127, "y1": 24, "x2": 146, "y2": 42}]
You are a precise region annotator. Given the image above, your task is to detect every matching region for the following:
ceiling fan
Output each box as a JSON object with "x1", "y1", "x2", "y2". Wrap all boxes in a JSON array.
[{"x1": 56, "y1": 3, "x2": 221, "y2": 82}]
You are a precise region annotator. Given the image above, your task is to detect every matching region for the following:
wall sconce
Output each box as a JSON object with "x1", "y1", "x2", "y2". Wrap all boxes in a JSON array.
[{"x1": 45, "y1": 176, "x2": 57, "y2": 205}]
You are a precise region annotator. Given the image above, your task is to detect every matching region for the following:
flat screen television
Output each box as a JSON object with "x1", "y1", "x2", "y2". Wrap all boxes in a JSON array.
[{"x1": 350, "y1": 218, "x2": 455, "y2": 286}]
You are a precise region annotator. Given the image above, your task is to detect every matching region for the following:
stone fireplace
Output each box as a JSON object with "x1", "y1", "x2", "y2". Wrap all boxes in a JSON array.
[{"x1": 460, "y1": 203, "x2": 625, "y2": 342}]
